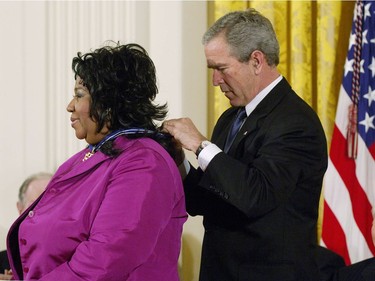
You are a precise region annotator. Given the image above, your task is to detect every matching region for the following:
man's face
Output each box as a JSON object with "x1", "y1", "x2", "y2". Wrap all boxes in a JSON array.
[
  {"x1": 204, "y1": 35, "x2": 258, "y2": 107},
  {"x1": 17, "y1": 178, "x2": 50, "y2": 214}
]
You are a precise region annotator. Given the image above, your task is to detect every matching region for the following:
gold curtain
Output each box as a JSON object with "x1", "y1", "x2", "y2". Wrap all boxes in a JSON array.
[{"x1": 207, "y1": 0, "x2": 355, "y2": 240}]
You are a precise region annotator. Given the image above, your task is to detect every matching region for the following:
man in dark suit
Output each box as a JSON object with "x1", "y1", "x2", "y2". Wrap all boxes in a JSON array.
[
  {"x1": 164, "y1": 8, "x2": 327, "y2": 281},
  {"x1": 334, "y1": 258, "x2": 375, "y2": 281},
  {"x1": 315, "y1": 245, "x2": 375, "y2": 281},
  {"x1": 0, "y1": 250, "x2": 10, "y2": 275}
]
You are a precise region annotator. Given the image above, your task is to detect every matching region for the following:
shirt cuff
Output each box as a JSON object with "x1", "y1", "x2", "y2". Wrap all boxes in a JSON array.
[{"x1": 197, "y1": 143, "x2": 222, "y2": 171}]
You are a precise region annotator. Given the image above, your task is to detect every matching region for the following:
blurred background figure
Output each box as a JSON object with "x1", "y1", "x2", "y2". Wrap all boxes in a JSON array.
[
  {"x1": 0, "y1": 172, "x2": 52, "y2": 280},
  {"x1": 16, "y1": 172, "x2": 53, "y2": 214}
]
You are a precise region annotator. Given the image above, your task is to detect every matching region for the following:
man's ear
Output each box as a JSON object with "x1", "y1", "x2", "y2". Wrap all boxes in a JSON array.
[
  {"x1": 249, "y1": 50, "x2": 264, "y2": 74},
  {"x1": 16, "y1": 201, "x2": 23, "y2": 214},
  {"x1": 250, "y1": 50, "x2": 264, "y2": 67}
]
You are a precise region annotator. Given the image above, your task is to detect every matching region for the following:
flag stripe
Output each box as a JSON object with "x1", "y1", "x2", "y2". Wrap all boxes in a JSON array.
[
  {"x1": 322, "y1": 201, "x2": 351, "y2": 264},
  {"x1": 355, "y1": 141, "x2": 375, "y2": 209},
  {"x1": 370, "y1": 143, "x2": 375, "y2": 158}
]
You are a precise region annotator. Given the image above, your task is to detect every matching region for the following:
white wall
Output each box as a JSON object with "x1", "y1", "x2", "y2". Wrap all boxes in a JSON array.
[{"x1": 0, "y1": 1, "x2": 206, "y2": 279}]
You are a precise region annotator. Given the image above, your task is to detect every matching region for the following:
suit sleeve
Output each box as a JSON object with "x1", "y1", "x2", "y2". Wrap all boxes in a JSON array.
[{"x1": 183, "y1": 164, "x2": 231, "y2": 216}]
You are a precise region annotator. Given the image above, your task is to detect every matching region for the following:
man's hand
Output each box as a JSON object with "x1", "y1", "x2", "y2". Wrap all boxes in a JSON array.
[{"x1": 163, "y1": 118, "x2": 207, "y2": 153}]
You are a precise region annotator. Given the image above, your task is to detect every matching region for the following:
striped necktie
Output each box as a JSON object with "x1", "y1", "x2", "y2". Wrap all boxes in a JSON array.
[{"x1": 224, "y1": 107, "x2": 247, "y2": 153}]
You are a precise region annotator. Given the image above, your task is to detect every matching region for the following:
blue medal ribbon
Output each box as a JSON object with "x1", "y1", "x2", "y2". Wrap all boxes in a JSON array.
[{"x1": 88, "y1": 128, "x2": 164, "y2": 153}]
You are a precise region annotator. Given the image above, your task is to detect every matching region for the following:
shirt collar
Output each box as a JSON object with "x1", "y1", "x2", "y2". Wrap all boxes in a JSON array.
[{"x1": 244, "y1": 75, "x2": 283, "y2": 116}]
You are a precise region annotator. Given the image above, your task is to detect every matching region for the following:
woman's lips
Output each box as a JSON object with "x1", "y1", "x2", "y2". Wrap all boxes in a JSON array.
[{"x1": 70, "y1": 118, "x2": 78, "y2": 127}]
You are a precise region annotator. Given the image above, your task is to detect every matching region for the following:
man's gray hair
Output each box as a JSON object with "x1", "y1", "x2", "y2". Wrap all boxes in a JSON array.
[
  {"x1": 18, "y1": 172, "x2": 53, "y2": 203},
  {"x1": 202, "y1": 8, "x2": 280, "y2": 66}
]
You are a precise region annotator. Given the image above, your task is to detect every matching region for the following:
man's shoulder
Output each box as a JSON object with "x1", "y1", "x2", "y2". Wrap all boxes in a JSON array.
[
  {"x1": 335, "y1": 257, "x2": 375, "y2": 281},
  {"x1": 0, "y1": 250, "x2": 8, "y2": 259},
  {"x1": 361, "y1": 258, "x2": 375, "y2": 281},
  {"x1": 0, "y1": 249, "x2": 10, "y2": 272}
]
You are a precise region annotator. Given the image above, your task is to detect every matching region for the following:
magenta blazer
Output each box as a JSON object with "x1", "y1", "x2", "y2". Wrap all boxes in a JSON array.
[{"x1": 7, "y1": 136, "x2": 187, "y2": 281}]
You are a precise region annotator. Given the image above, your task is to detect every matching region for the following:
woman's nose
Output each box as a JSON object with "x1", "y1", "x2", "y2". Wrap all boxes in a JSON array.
[{"x1": 66, "y1": 99, "x2": 74, "y2": 112}]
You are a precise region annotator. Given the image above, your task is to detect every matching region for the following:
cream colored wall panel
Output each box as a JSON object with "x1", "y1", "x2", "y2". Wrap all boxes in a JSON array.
[
  {"x1": 0, "y1": 3, "x2": 207, "y2": 279},
  {"x1": 0, "y1": 1, "x2": 48, "y2": 250}
]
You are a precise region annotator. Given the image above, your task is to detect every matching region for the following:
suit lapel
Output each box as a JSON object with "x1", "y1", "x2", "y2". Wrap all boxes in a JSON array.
[{"x1": 227, "y1": 78, "x2": 291, "y2": 154}]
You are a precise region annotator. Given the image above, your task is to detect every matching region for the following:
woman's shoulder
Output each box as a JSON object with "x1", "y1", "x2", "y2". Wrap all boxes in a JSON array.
[
  {"x1": 115, "y1": 136, "x2": 174, "y2": 163},
  {"x1": 113, "y1": 136, "x2": 182, "y2": 186}
]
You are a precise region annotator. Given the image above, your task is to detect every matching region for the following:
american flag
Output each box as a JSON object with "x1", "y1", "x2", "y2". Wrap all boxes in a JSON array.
[{"x1": 321, "y1": 0, "x2": 375, "y2": 265}]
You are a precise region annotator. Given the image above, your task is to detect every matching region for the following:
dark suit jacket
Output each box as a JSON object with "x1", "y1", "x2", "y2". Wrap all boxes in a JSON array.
[
  {"x1": 184, "y1": 78, "x2": 328, "y2": 281},
  {"x1": 0, "y1": 250, "x2": 10, "y2": 273}
]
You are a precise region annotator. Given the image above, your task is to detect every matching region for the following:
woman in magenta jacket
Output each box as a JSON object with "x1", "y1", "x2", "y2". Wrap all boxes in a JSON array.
[{"x1": 6, "y1": 43, "x2": 187, "y2": 281}]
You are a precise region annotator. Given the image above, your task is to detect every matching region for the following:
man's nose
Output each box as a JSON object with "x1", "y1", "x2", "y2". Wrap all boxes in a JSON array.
[{"x1": 212, "y1": 69, "x2": 224, "y2": 86}]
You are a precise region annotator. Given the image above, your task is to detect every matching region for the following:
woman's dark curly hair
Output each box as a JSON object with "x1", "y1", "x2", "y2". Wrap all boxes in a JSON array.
[{"x1": 72, "y1": 42, "x2": 177, "y2": 158}]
